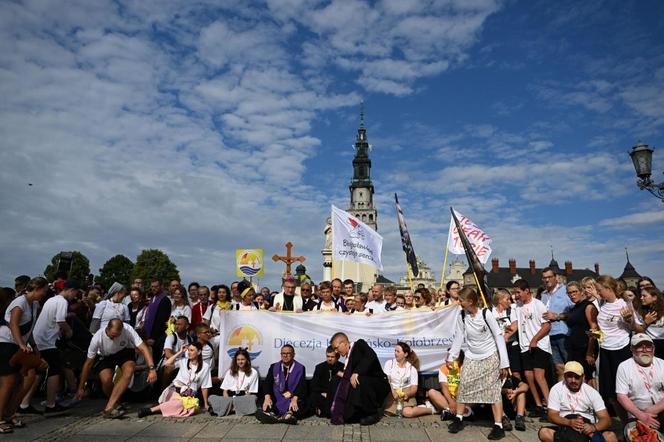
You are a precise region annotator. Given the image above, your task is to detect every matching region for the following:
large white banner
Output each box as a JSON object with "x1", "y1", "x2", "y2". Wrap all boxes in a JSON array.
[
  {"x1": 219, "y1": 308, "x2": 459, "y2": 377},
  {"x1": 447, "y1": 209, "x2": 493, "y2": 264},
  {"x1": 331, "y1": 205, "x2": 383, "y2": 271}
]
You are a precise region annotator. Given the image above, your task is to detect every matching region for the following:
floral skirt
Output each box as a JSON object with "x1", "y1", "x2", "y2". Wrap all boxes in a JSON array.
[{"x1": 456, "y1": 352, "x2": 501, "y2": 404}]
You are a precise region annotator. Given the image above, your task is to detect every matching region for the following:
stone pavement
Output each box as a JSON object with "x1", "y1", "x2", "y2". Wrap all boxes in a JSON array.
[{"x1": 11, "y1": 399, "x2": 618, "y2": 441}]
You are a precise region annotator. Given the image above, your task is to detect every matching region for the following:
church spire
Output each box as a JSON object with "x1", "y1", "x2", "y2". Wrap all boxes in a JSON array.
[
  {"x1": 348, "y1": 102, "x2": 377, "y2": 231},
  {"x1": 359, "y1": 100, "x2": 365, "y2": 129}
]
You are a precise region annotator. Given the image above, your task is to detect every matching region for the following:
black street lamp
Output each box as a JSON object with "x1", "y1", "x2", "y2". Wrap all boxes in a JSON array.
[{"x1": 629, "y1": 142, "x2": 664, "y2": 202}]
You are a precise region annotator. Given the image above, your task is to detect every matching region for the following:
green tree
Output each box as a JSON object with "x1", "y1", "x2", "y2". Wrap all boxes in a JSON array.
[
  {"x1": 95, "y1": 254, "x2": 134, "y2": 291},
  {"x1": 44, "y1": 251, "x2": 91, "y2": 285},
  {"x1": 131, "y1": 249, "x2": 180, "y2": 287}
]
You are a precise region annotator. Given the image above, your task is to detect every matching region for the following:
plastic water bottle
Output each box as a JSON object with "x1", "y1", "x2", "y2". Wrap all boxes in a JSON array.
[{"x1": 396, "y1": 399, "x2": 403, "y2": 418}]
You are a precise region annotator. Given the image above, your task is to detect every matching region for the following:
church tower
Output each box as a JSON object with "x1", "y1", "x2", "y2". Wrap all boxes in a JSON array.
[
  {"x1": 348, "y1": 105, "x2": 378, "y2": 231},
  {"x1": 321, "y1": 104, "x2": 379, "y2": 288}
]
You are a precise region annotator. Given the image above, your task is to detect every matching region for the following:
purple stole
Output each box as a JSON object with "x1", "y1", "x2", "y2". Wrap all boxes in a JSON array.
[
  {"x1": 330, "y1": 348, "x2": 354, "y2": 424},
  {"x1": 272, "y1": 361, "x2": 304, "y2": 415}
]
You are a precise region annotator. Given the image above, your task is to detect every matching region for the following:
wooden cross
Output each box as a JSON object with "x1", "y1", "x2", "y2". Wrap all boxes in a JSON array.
[{"x1": 272, "y1": 241, "x2": 305, "y2": 275}]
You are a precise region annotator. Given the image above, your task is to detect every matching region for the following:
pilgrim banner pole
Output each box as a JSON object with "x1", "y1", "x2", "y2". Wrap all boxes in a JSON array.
[
  {"x1": 450, "y1": 207, "x2": 489, "y2": 308},
  {"x1": 439, "y1": 241, "x2": 449, "y2": 290},
  {"x1": 405, "y1": 254, "x2": 414, "y2": 292}
]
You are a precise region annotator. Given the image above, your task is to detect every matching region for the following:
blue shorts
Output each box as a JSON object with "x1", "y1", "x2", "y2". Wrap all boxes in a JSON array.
[{"x1": 550, "y1": 335, "x2": 567, "y2": 365}]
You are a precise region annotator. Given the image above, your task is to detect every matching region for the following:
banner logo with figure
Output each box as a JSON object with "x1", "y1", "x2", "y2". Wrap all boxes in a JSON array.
[
  {"x1": 226, "y1": 325, "x2": 263, "y2": 359},
  {"x1": 235, "y1": 249, "x2": 264, "y2": 277},
  {"x1": 331, "y1": 205, "x2": 383, "y2": 271}
]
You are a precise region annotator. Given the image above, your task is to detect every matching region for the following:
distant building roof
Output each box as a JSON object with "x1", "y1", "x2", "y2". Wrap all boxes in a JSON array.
[
  {"x1": 464, "y1": 258, "x2": 598, "y2": 289},
  {"x1": 620, "y1": 261, "x2": 641, "y2": 280},
  {"x1": 376, "y1": 274, "x2": 394, "y2": 284}
]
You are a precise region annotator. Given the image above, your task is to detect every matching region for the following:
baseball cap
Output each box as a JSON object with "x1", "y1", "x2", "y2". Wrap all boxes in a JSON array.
[
  {"x1": 63, "y1": 280, "x2": 80, "y2": 290},
  {"x1": 563, "y1": 361, "x2": 584, "y2": 377},
  {"x1": 631, "y1": 333, "x2": 654, "y2": 347}
]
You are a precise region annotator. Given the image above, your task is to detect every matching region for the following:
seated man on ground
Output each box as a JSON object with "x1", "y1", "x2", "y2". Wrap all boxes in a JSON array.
[
  {"x1": 616, "y1": 333, "x2": 664, "y2": 441},
  {"x1": 501, "y1": 372, "x2": 528, "y2": 431},
  {"x1": 329, "y1": 332, "x2": 390, "y2": 425},
  {"x1": 538, "y1": 361, "x2": 617, "y2": 442},
  {"x1": 256, "y1": 344, "x2": 307, "y2": 424},
  {"x1": 309, "y1": 346, "x2": 343, "y2": 418},
  {"x1": 74, "y1": 319, "x2": 157, "y2": 418}
]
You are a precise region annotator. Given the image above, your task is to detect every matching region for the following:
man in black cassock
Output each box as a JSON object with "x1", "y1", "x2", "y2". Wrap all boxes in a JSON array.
[
  {"x1": 330, "y1": 332, "x2": 390, "y2": 425},
  {"x1": 309, "y1": 345, "x2": 344, "y2": 417}
]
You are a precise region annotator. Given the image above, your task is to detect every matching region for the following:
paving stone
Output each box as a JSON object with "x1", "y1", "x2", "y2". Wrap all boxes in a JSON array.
[
  {"x1": 133, "y1": 421, "x2": 207, "y2": 438},
  {"x1": 285, "y1": 424, "x2": 344, "y2": 440},
  {"x1": 76, "y1": 419, "x2": 152, "y2": 437},
  {"x1": 369, "y1": 427, "x2": 430, "y2": 441},
  {"x1": 8, "y1": 416, "x2": 78, "y2": 441},
  {"x1": 192, "y1": 422, "x2": 234, "y2": 438},
  {"x1": 222, "y1": 424, "x2": 288, "y2": 439}
]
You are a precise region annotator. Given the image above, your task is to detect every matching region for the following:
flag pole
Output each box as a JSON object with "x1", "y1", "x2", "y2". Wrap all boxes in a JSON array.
[
  {"x1": 450, "y1": 207, "x2": 489, "y2": 309},
  {"x1": 472, "y1": 271, "x2": 488, "y2": 308},
  {"x1": 439, "y1": 242, "x2": 449, "y2": 290},
  {"x1": 405, "y1": 254, "x2": 414, "y2": 292}
]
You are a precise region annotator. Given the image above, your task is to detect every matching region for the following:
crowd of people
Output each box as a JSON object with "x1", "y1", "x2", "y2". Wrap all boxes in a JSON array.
[{"x1": 0, "y1": 269, "x2": 662, "y2": 441}]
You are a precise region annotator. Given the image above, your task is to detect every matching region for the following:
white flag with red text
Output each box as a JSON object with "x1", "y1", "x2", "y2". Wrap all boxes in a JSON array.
[
  {"x1": 447, "y1": 210, "x2": 492, "y2": 264},
  {"x1": 331, "y1": 205, "x2": 383, "y2": 270}
]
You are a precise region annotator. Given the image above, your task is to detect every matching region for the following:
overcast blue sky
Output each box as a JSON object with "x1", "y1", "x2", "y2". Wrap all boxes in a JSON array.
[{"x1": 1, "y1": 0, "x2": 663, "y2": 289}]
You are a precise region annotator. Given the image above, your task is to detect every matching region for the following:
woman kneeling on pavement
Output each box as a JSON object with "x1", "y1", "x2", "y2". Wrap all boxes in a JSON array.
[{"x1": 138, "y1": 342, "x2": 211, "y2": 417}]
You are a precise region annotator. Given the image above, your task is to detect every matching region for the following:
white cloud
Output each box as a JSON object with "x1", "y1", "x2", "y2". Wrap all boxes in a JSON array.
[{"x1": 600, "y1": 211, "x2": 664, "y2": 229}]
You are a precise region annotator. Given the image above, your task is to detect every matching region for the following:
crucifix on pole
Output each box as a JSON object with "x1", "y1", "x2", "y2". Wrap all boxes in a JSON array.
[{"x1": 272, "y1": 241, "x2": 305, "y2": 275}]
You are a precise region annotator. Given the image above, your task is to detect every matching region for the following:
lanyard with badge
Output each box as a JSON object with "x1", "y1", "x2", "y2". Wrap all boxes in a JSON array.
[
  {"x1": 236, "y1": 372, "x2": 246, "y2": 392},
  {"x1": 636, "y1": 363, "x2": 658, "y2": 404},
  {"x1": 281, "y1": 363, "x2": 293, "y2": 398},
  {"x1": 565, "y1": 386, "x2": 587, "y2": 415}
]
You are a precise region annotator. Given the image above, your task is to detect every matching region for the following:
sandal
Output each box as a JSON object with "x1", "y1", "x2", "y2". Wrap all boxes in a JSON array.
[
  {"x1": 0, "y1": 421, "x2": 14, "y2": 434},
  {"x1": 7, "y1": 416, "x2": 25, "y2": 428}
]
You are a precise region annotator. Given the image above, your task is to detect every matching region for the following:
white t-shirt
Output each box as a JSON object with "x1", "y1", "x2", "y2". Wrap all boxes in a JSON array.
[
  {"x1": 237, "y1": 303, "x2": 258, "y2": 311},
  {"x1": 0, "y1": 295, "x2": 39, "y2": 344},
  {"x1": 203, "y1": 305, "x2": 223, "y2": 332},
  {"x1": 616, "y1": 357, "x2": 664, "y2": 418},
  {"x1": 171, "y1": 304, "x2": 192, "y2": 322},
  {"x1": 366, "y1": 299, "x2": 386, "y2": 313},
  {"x1": 33, "y1": 295, "x2": 68, "y2": 350},
  {"x1": 514, "y1": 298, "x2": 551, "y2": 354},
  {"x1": 172, "y1": 358, "x2": 212, "y2": 392},
  {"x1": 87, "y1": 323, "x2": 143, "y2": 358},
  {"x1": 314, "y1": 301, "x2": 340, "y2": 311},
  {"x1": 201, "y1": 342, "x2": 215, "y2": 368},
  {"x1": 597, "y1": 299, "x2": 630, "y2": 350},
  {"x1": 634, "y1": 312, "x2": 664, "y2": 340},
  {"x1": 448, "y1": 308, "x2": 510, "y2": 368},
  {"x1": 92, "y1": 300, "x2": 130, "y2": 329},
  {"x1": 383, "y1": 359, "x2": 418, "y2": 390},
  {"x1": 163, "y1": 333, "x2": 191, "y2": 362},
  {"x1": 548, "y1": 381, "x2": 606, "y2": 423},
  {"x1": 493, "y1": 305, "x2": 518, "y2": 346},
  {"x1": 220, "y1": 367, "x2": 259, "y2": 393}
]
